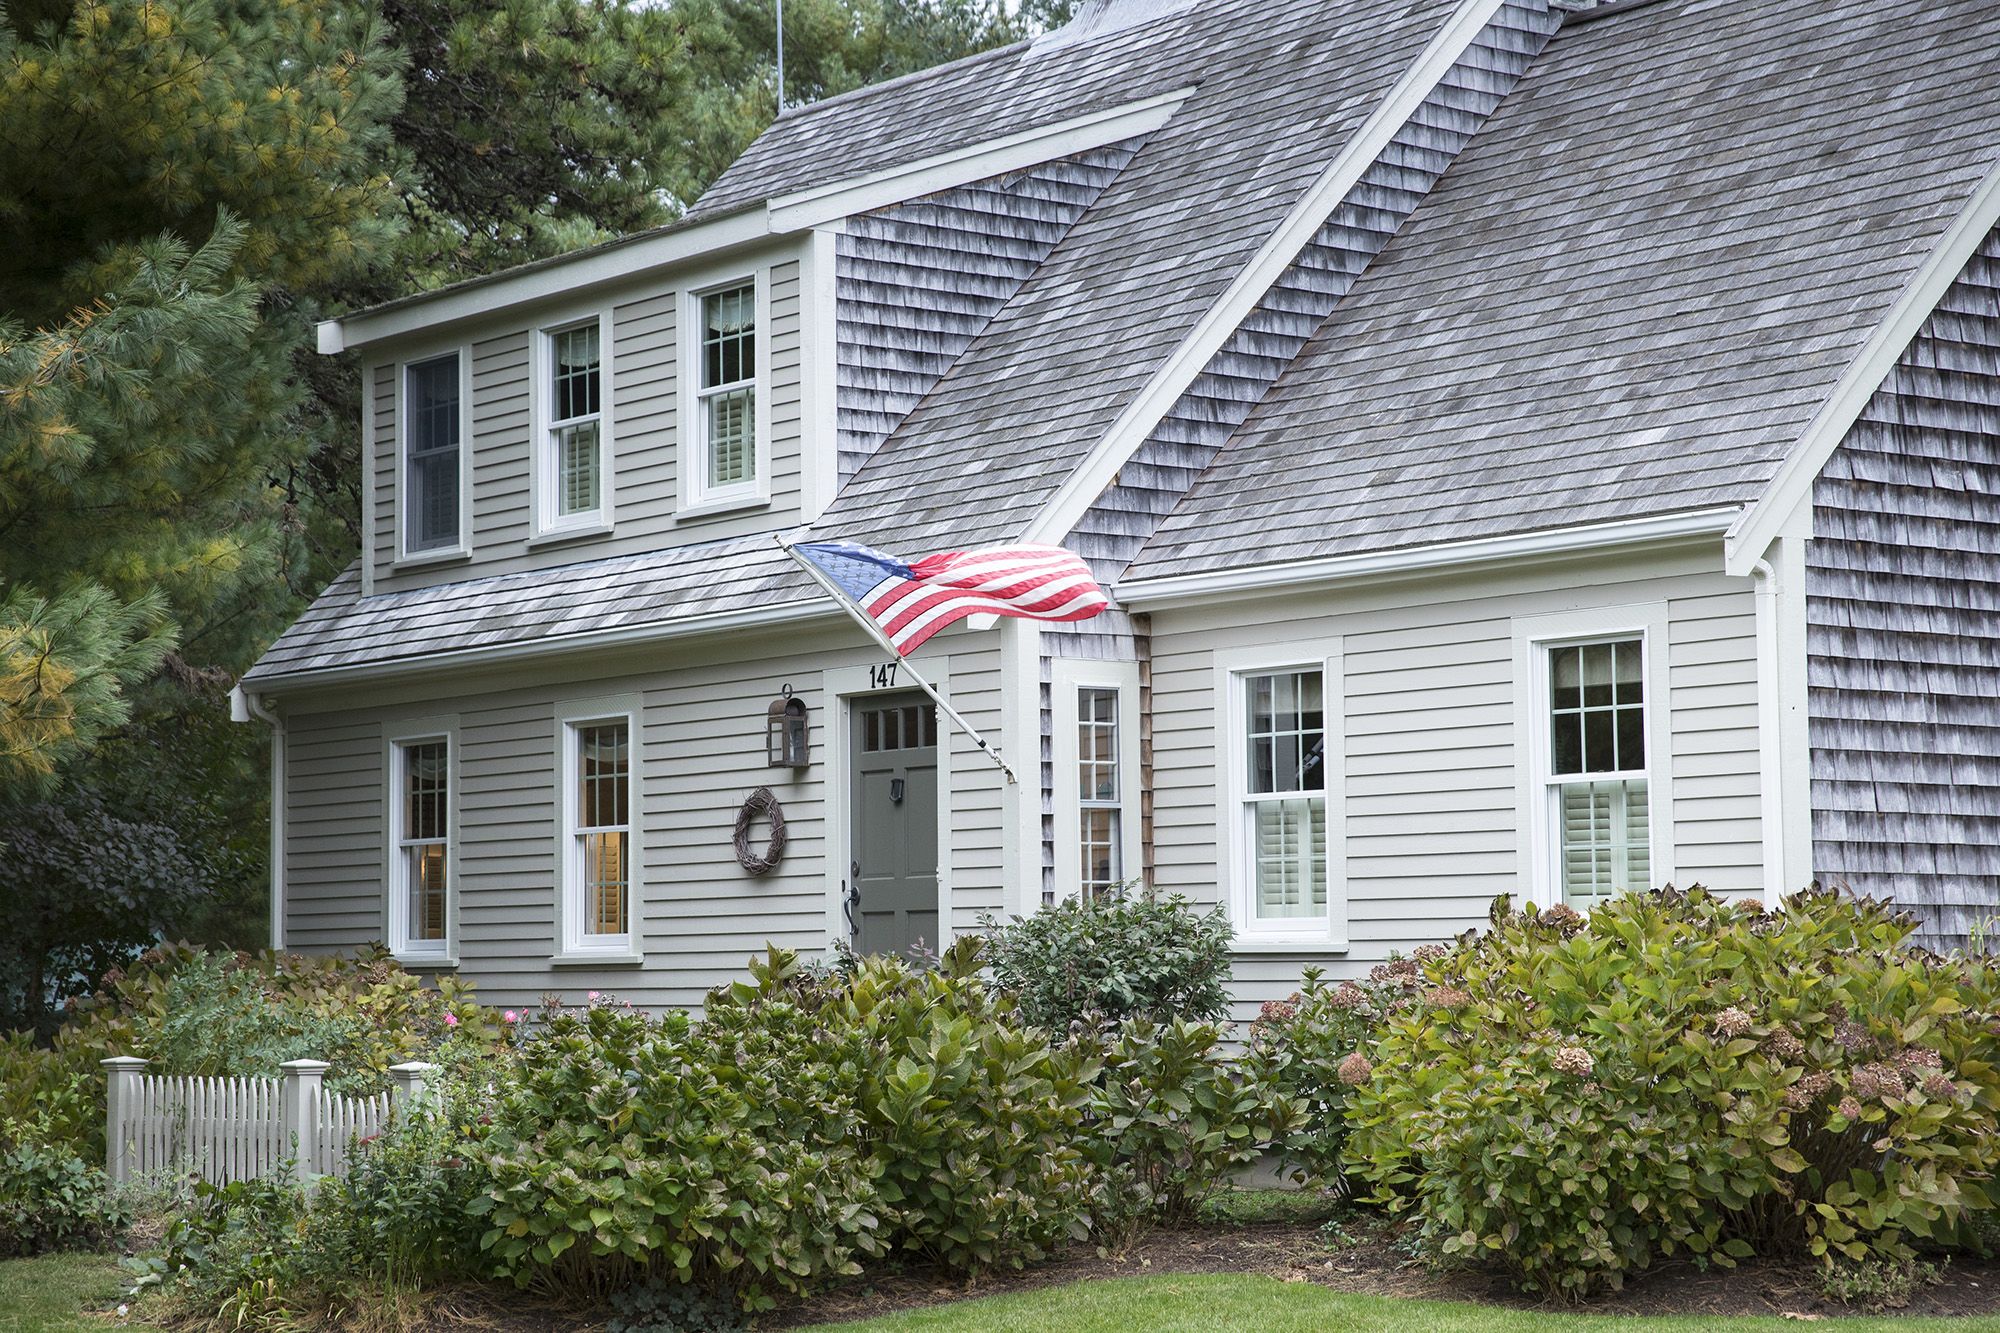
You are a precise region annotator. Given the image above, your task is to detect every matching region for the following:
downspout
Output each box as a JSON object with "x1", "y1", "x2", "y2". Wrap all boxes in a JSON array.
[
  {"x1": 230, "y1": 684, "x2": 286, "y2": 951},
  {"x1": 1751, "y1": 557, "x2": 1786, "y2": 902}
]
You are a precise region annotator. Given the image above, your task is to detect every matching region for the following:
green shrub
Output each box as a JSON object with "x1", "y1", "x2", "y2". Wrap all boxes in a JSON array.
[
  {"x1": 607, "y1": 1276, "x2": 747, "y2": 1333},
  {"x1": 1347, "y1": 888, "x2": 2000, "y2": 1300},
  {"x1": 981, "y1": 890, "x2": 1231, "y2": 1031},
  {"x1": 151, "y1": 1169, "x2": 321, "y2": 1326},
  {"x1": 1084, "y1": 1017, "x2": 1300, "y2": 1237},
  {"x1": 1245, "y1": 966, "x2": 1400, "y2": 1188},
  {"x1": 0, "y1": 1114, "x2": 125, "y2": 1256}
]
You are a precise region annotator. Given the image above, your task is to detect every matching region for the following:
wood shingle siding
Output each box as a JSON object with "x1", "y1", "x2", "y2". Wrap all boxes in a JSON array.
[{"x1": 1808, "y1": 229, "x2": 2000, "y2": 949}]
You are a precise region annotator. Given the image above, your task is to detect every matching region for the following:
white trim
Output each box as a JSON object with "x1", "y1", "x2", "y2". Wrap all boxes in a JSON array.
[
  {"x1": 1024, "y1": 0, "x2": 1511, "y2": 549},
  {"x1": 1117, "y1": 508, "x2": 1741, "y2": 608},
  {"x1": 360, "y1": 361, "x2": 376, "y2": 597},
  {"x1": 1050, "y1": 657, "x2": 1144, "y2": 904},
  {"x1": 679, "y1": 271, "x2": 772, "y2": 512},
  {"x1": 383, "y1": 717, "x2": 459, "y2": 966},
  {"x1": 764, "y1": 89, "x2": 1192, "y2": 232},
  {"x1": 1510, "y1": 603, "x2": 1674, "y2": 908},
  {"x1": 999, "y1": 620, "x2": 1041, "y2": 920},
  {"x1": 529, "y1": 307, "x2": 616, "y2": 539},
  {"x1": 820, "y1": 660, "x2": 954, "y2": 950},
  {"x1": 800, "y1": 228, "x2": 841, "y2": 522},
  {"x1": 1726, "y1": 159, "x2": 2000, "y2": 577},
  {"x1": 1751, "y1": 524, "x2": 1814, "y2": 900},
  {"x1": 231, "y1": 687, "x2": 288, "y2": 951},
  {"x1": 393, "y1": 346, "x2": 474, "y2": 564},
  {"x1": 554, "y1": 694, "x2": 643, "y2": 958},
  {"x1": 1213, "y1": 639, "x2": 1347, "y2": 951}
]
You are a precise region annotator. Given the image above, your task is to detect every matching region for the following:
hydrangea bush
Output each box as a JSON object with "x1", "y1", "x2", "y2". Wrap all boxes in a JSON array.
[{"x1": 1344, "y1": 887, "x2": 2000, "y2": 1299}]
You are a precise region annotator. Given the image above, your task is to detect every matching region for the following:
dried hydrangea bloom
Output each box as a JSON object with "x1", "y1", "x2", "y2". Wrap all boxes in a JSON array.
[
  {"x1": 1923, "y1": 1072, "x2": 1957, "y2": 1099},
  {"x1": 1540, "y1": 903, "x2": 1585, "y2": 934},
  {"x1": 1424, "y1": 986, "x2": 1471, "y2": 1010},
  {"x1": 1410, "y1": 943, "x2": 1448, "y2": 964},
  {"x1": 1850, "y1": 1062, "x2": 1908, "y2": 1101},
  {"x1": 1765, "y1": 1026, "x2": 1805, "y2": 1062},
  {"x1": 1837, "y1": 1096, "x2": 1863, "y2": 1120},
  {"x1": 1897, "y1": 1046, "x2": 1943, "y2": 1071},
  {"x1": 1337, "y1": 1052, "x2": 1374, "y2": 1086},
  {"x1": 1714, "y1": 1007, "x2": 1754, "y2": 1039},
  {"x1": 1552, "y1": 1046, "x2": 1595, "y2": 1077},
  {"x1": 1328, "y1": 981, "x2": 1370, "y2": 1011},
  {"x1": 1258, "y1": 998, "x2": 1298, "y2": 1025},
  {"x1": 1833, "y1": 1018, "x2": 1874, "y2": 1053}
]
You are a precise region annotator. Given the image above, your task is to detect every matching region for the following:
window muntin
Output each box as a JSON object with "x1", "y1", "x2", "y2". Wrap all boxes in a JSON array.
[
  {"x1": 568, "y1": 720, "x2": 631, "y2": 943},
  {"x1": 1243, "y1": 670, "x2": 1327, "y2": 921},
  {"x1": 1078, "y1": 686, "x2": 1121, "y2": 896},
  {"x1": 404, "y1": 354, "x2": 461, "y2": 554},
  {"x1": 545, "y1": 321, "x2": 603, "y2": 522},
  {"x1": 391, "y1": 738, "x2": 450, "y2": 954},
  {"x1": 1546, "y1": 639, "x2": 1649, "y2": 907},
  {"x1": 698, "y1": 284, "x2": 757, "y2": 495}
]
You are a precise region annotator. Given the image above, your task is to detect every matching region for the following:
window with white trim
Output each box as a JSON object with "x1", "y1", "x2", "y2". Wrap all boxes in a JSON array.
[
  {"x1": 563, "y1": 717, "x2": 632, "y2": 949},
  {"x1": 389, "y1": 737, "x2": 450, "y2": 957},
  {"x1": 540, "y1": 319, "x2": 605, "y2": 528},
  {"x1": 1077, "y1": 686, "x2": 1122, "y2": 897},
  {"x1": 1242, "y1": 669, "x2": 1327, "y2": 921},
  {"x1": 403, "y1": 353, "x2": 462, "y2": 554},
  {"x1": 1545, "y1": 638, "x2": 1650, "y2": 907},
  {"x1": 696, "y1": 283, "x2": 757, "y2": 498}
]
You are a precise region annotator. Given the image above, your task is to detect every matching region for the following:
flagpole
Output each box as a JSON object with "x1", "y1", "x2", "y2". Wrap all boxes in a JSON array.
[{"x1": 778, "y1": 535, "x2": 1019, "y2": 786}]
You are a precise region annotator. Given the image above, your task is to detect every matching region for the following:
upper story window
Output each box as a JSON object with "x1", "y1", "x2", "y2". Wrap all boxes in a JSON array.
[
  {"x1": 1078, "y1": 686, "x2": 1122, "y2": 897},
  {"x1": 1546, "y1": 638, "x2": 1650, "y2": 907},
  {"x1": 537, "y1": 318, "x2": 608, "y2": 532},
  {"x1": 560, "y1": 710, "x2": 634, "y2": 955},
  {"x1": 694, "y1": 282, "x2": 759, "y2": 503},
  {"x1": 388, "y1": 734, "x2": 451, "y2": 959},
  {"x1": 1242, "y1": 669, "x2": 1328, "y2": 923},
  {"x1": 403, "y1": 353, "x2": 463, "y2": 556}
]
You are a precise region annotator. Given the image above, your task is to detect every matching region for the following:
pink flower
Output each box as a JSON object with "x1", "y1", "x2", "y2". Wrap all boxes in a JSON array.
[
  {"x1": 503, "y1": 1010, "x2": 519, "y2": 1023},
  {"x1": 443, "y1": 1012, "x2": 459, "y2": 1028},
  {"x1": 1337, "y1": 1052, "x2": 1374, "y2": 1086},
  {"x1": 587, "y1": 991, "x2": 600, "y2": 1001}
]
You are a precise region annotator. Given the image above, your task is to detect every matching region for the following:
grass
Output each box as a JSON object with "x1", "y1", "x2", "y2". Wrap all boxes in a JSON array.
[
  {"x1": 813, "y1": 1273, "x2": 2000, "y2": 1332},
  {"x1": 0, "y1": 1253, "x2": 129, "y2": 1332}
]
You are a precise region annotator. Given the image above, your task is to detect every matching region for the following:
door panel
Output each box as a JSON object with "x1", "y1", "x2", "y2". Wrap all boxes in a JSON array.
[{"x1": 851, "y1": 695, "x2": 939, "y2": 960}]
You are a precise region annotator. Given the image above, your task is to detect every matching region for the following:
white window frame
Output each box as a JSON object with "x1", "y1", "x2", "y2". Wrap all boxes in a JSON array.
[
  {"x1": 1512, "y1": 602, "x2": 1675, "y2": 909},
  {"x1": 678, "y1": 271, "x2": 771, "y2": 515},
  {"x1": 529, "y1": 308, "x2": 615, "y2": 541},
  {"x1": 394, "y1": 345, "x2": 473, "y2": 565},
  {"x1": 384, "y1": 717, "x2": 458, "y2": 965},
  {"x1": 553, "y1": 694, "x2": 643, "y2": 963},
  {"x1": 1214, "y1": 639, "x2": 1346, "y2": 951},
  {"x1": 1051, "y1": 658, "x2": 1143, "y2": 903}
]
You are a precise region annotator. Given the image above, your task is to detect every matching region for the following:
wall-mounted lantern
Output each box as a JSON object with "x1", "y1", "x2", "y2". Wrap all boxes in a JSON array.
[{"x1": 766, "y1": 691, "x2": 810, "y2": 768}]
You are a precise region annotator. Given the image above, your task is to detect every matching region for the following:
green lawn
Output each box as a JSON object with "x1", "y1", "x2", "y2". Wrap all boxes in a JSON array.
[
  {"x1": 814, "y1": 1273, "x2": 2000, "y2": 1332},
  {"x1": 0, "y1": 1253, "x2": 128, "y2": 1332}
]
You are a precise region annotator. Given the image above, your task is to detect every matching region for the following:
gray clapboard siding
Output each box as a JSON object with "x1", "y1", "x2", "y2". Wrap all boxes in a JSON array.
[
  {"x1": 364, "y1": 253, "x2": 808, "y2": 596},
  {"x1": 1145, "y1": 556, "x2": 1761, "y2": 1025},
  {"x1": 284, "y1": 715, "x2": 383, "y2": 952},
  {"x1": 834, "y1": 142, "x2": 1139, "y2": 483},
  {"x1": 1807, "y1": 228, "x2": 2000, "y2": 949},
  {"x1": 1066, "y1": 0, "x2": 1559, "y2": 569}
]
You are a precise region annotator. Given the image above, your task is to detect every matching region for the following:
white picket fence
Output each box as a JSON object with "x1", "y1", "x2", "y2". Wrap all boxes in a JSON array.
[{"x1": 102, "y1": 1056, "x2": 433, "y2": 1185}]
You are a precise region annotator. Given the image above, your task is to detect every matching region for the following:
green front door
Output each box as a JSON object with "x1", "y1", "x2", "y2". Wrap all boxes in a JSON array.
[{"x1": 850, "y1": 695, "x2": 939, "y2": 960}]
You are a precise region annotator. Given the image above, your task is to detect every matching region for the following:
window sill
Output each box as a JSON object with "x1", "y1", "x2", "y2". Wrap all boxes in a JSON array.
[
  {"x1": 392, "y1": 547, "x2": 472, "y2": 572},
  {"x1": 526, "y1": 521, "x2": 613, "y2": 549},
  {"x1": 675, "y1": 493, "x2": 770, "y2": 523},
  {"x1": 550, "y1": 949, "x2": 644, "y2": 968},
  {"x1": 391, "y1": 952, "x2": 458, "y2": 970},
  {"x1": 1229, "y1": 933, "x2": 1349, "y2": 956}
]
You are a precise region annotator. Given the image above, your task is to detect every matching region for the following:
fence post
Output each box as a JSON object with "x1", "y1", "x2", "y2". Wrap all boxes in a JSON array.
[
  {"x1": 279, "y1": 1058, "x2": 329, "y2": 1175},
  {"x1": 388, "y1": 1061, "x2": 437, "y2": 1107},
  {"x1": 101, "y1": 1057, "x2": 148, "y2": 1186}
]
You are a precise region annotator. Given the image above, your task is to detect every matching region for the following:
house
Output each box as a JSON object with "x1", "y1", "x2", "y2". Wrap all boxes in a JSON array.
[{"x1": 237, "y1": 0, "x2": 2000, "y2": 1017}]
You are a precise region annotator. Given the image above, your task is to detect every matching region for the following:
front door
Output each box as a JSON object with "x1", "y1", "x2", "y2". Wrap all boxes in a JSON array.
[{"x1": 850, "y1": 695, "x2": 939, "y2": 959}]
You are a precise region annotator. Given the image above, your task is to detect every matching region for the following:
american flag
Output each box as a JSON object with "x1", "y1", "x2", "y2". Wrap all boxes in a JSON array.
[{"x1": 791, "y1": 540, "x2": 1110, "y2": 654}]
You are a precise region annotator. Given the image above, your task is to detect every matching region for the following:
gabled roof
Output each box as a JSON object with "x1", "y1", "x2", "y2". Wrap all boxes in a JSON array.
[{"x1": 1124, "y1": 0, "x2": 2000, "y2": 582}]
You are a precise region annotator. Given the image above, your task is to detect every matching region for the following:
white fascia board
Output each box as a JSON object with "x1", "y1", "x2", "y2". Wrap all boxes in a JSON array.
[
  {"x1": 1023, "y1": 0, "x2": 1512, "y2": 547},
  {"x1": 318, "y1": 208, "x2": 775, "y2": 353},
  {"x1": 764, "y1": 88, "x2": 1193, "y2": 232},
  {"x1": 1725, "y1": 157, "x2": 2000, "y2": 576},
  {"x1": 1114, "y1": 507, "x2": 1742, "y2": 609},
  {"x1": 244, "y1": 598, "x2": 837, "y2": 696}
]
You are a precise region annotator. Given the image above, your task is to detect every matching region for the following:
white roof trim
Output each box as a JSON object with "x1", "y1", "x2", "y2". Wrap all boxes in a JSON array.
[
  {"x1": 244, "y1": 598, "x2": 835, "y2": 694},
  {"x1": 1114, "y1": 507, "x2": 1741, "y2": 608},
  {"x1": 1023, "y1": 0, "x2": 1513, "y2": 547},
  {"x1": 1724, "y1": 157, "x2": 2000, "y2": 576},
  {"x1": 765, "y1": 88, "x2": 1192, "y2": 232}
]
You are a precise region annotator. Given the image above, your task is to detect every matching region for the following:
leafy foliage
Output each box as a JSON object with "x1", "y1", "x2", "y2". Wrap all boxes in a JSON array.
[
  {"x1": 0, "y1": 1114, "x2": 125, "y2": 1257},
  {"x1": 607, "y1": 1276, "x2": 748, "y2": 1333},
  {"x1": 1246, "y1": 965, "x2": 1407, "y2": 1189},
  {"x1": 981, "y1": 891, "x2": 1233, "y2": 1032},
  {"x1": 1346, "y1": 888, "x2": 2000, "y2": 1300}
]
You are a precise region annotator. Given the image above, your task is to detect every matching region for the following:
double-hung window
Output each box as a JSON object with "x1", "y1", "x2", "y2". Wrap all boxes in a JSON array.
[
  {"x1": 560, "y1": 710, "x2": 634, "y2": 955},
  {"x1": 388, "y1": 734, "x2": 451, "y2": 960},
  {"x1": 694, "y1": 282, "x2": 758, "y2": 502},
  {"x1": 1050, "y1": 661, "x2": 1142, "y2": 908},
  {"x1": 402, "y1": 353, "x2": 463, "y2": 555},
  {"x1": 538, "y1": 318, "x2": 607, "y2": 531},
  {"x1": 1078, "y1": 686, "x2": 1123, "y2": 897},
  {"x1": 1545, "y1": 638, "x2": 1650, "y2": 907},
  {"x1": 1242, "y1": 669, "x2": 1329, "y2": 923}
]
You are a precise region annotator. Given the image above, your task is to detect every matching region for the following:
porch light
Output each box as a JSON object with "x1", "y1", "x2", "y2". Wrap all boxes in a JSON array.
[{"x1": 766, "y1": 694, "x2": 809, "y2": 768}]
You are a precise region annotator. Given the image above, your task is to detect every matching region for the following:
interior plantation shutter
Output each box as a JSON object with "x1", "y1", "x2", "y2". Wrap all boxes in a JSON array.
[
  {"x1": 1254, "y1": 797, "x2": 1326, "y2": 918},
  {"x1": 1560, "y1": 779, "x2": 1648, "y2": 906}
]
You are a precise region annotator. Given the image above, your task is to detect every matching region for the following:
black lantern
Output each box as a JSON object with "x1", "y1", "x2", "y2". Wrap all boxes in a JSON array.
[{"x1": 766, "y1": 694, "x2": 809, "y2": 768}]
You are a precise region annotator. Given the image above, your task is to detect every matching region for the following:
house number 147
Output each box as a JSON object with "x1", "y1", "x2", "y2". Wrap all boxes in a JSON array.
[{"x1": 869, "y1": 662, "x2": 899, "y2": 689}]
